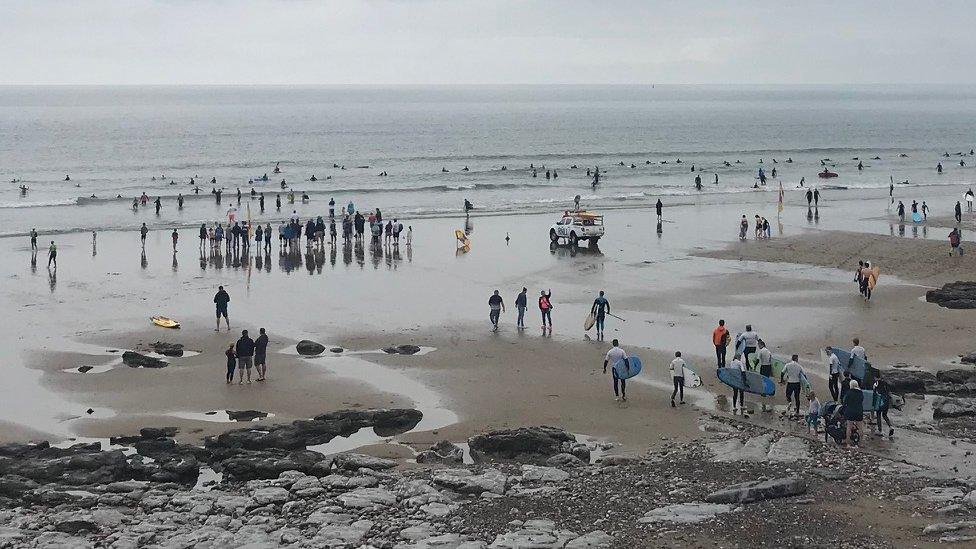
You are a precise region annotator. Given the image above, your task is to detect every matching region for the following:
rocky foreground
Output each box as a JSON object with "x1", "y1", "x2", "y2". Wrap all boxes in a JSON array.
[{"x1": 1, "y1": 411, "x2": 975, "y2": 548}]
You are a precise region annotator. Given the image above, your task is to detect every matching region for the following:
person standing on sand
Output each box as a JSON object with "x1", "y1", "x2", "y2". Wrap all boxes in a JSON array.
[
  {"x1": 781, "y1": 354, "x2": 805, "y2": 418},
  {"x1": 897, "y1": 201, "x2": 905, "y2": 222},
  {"x1": 603, "y1": 339, "x2": 629, "y2": 402},
  {"x1": 30, "y1": 228, "x2": 38, "y2": 251},
  {"x1": 739, "y1": 215, "x2": 748, "y2": 240},
  {"x1": 757, "y1": 340, "x2": 773, "y2": 411},
  {"x1": 225, "y1": 343, "x2": 236, "y2": 384},
  {"x1": 922, "y1": 201, "x2": 929, "y2": 220},
  {"x1": 967, "y1": 189, "x2": 975, "y2": 212},
  {"x1": 712, "y1": 320, "x2": 729, "y2": 368},
  {"x1": 171, "y1": 229, "x2": 178, "y2": 251},
  {"x1": 140, "y1": 223, "x2": 148, "y2": 247},
  {"x1": 539, "y1": 289, "x2": 553, "y2": 333},
  {"x1": 826, "y1": 346, "x2": 841, "y2": 402},
  {"x1": 873, "y1": 371, "x2": 894, "y2": 438},
  {"x1": 235, "y1": 329, "x2": 255, "y2": 384},
  {"x1": 842, "y1": 380, "x2": 865, "y2": 447},
  {"x1": 806, "y1": 392, "x2": 822, "y2": 434},
  {"x1": 806, "y1": 189, "x2": 813, "y2": 207},
  {"x1": 514, "y1": 287, "x2": 527, "y2": 329},
  {"x1": 729, "y1": 352, "x2": 746, "y2": 413},
  {"x1": 488, "y1": 290, "x2": 505, "y2": 332},
  {"x1": 199, "y1": 224, "x2": 207, "y2": 250},
  {"x1": 656, "y1": 199, "x2": 663, "y2": 221},
  {"x1": 858, "y1": 262, "x2": 874, "y2": 301},
  {"x1": 669, "y1": 351, "x2": 686, "y2": 407},
  {"x1": 254, "y1": 328, "x2": 269, "y2": 381},
  {"x1": 740, "y1": 325, "x2": 759, "y2": 367},
  {"x1": 47, "y1": 241, "x2": 57, "y2": 268},
  {"x1": 214, "y1": 286, "x2": 230, "y2": 331},
  {"x1": 574, "y1": 195, "x2": 581, "y2": 211},
  {"x1": 814, "y1": 188, "x2": 820, "y2": 206},
  {"x1": 956, "y1": 201, "x2": 963, "y2": 223},
  {"x1": 849, "y1": 338, "x2": 867, "y2": 381},
  {"x1": 154, "y1": 197, "x2": 161, "y2": 215},
  {"x1": 264, "y1": 223, "x2": 272, "y2": 252},
  {"x1": 949, "y1": 228, "x2": 962, "y2": 256},
  {"x1": 591, "y1": 290, "x2": 610, "y2": 340}
]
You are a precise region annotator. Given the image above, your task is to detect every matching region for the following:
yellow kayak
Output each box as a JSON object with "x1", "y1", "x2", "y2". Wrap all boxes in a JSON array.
[{"x1": 150, "y1": 316, "x2": 180, "y2": 329}]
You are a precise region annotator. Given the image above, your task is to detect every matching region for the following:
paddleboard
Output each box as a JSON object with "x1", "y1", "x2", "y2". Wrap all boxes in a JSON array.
[
  {"x1": 912, "y1": 212, "x2": 923, "y2": 223},
  {"x1": 682, "y1": 363, "x2": 702, "y2": 388},
  {"x1": 151, "y1": 316, "x2": 180, "y2": 329},
  {"x1": 612, "y1": 356, "x2": 642, "y2": 380},
  {"x1": 584, "y1": 313, "x2": 596, "y2": 331},
  {"x1": 716, "y1": 367, "x2": 776, "y2": 396},
  {"x1": 828, "y1": 347, "x2": 868, "y2": 381}
]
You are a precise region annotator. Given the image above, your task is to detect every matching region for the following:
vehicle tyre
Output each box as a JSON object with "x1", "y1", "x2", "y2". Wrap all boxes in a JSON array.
[
  {"x1": 550, "y1": 229, "x2": 559, "y2": 243},
  {"x1": 589, "y1": 236, "x2": 600, "y2": 245},
  {"x1": 569, "y1": 232, "x2": 579, "y2": 246}
]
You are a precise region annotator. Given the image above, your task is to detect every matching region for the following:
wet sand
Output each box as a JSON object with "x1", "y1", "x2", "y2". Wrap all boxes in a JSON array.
[{"x1": 3, "y1": 187, "x2": 976, "y2": 471}]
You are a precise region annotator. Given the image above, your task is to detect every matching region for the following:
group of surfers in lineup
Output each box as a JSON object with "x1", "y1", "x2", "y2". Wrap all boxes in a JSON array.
[{"x1": 484, "y1": 290, "x2": 892, "y2": 448}]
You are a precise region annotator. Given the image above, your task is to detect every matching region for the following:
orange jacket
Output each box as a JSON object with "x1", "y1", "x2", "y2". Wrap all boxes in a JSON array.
[{"x1": 712, "y1": 326, "x2": 728, "y2": 346}]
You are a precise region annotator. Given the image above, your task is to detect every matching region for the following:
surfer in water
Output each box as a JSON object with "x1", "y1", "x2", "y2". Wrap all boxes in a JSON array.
[
  {"x1": 669, "y1": 351, "x2": 686, "y2": 407},
  {"x1": 603, "y1": 339, "x2": 629, "y2": 402},
  {"x1": 591, "y1": 291, "x2": 610, "y2": 340}
]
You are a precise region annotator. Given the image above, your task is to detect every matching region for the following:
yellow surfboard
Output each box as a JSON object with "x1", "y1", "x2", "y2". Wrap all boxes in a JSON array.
[
  {"x1": 454, "y1": 229, "x2": 470, "y2": 248},
  {"x1": 151, "y1": 316, "x2": 180, "y2": 329},
  {"x1": 867, "y1": 267, "x2": 881, "y2": 290}
]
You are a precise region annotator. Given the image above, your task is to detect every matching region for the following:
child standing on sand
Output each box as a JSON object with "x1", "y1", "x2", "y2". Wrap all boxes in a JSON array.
[
  {"x1": 806, "y1": 392, "x2": 821, "y2": 434},
  {"x1": 225, "y1": 344, "x2": 236, "y2": 383}
]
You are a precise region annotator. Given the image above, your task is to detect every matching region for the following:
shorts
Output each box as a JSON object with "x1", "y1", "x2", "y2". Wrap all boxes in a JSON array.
[
  {"x1": 237, "y1": 356, "x2": 253, "y2": 369},
  {"x1": 844, "y1": 411, "x2": 863, "y2": 422},
  {"x1": 216, "y1": 307, "x2": 228, "y2": 318},
  {"x1": 254, "y1": 355, "x2": 266, "y2": 367}
]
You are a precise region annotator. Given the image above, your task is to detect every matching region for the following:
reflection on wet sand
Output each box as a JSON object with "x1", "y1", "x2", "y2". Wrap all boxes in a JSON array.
[{"x1": 186, "y1": 242, "x2": 411, "y2": 274}]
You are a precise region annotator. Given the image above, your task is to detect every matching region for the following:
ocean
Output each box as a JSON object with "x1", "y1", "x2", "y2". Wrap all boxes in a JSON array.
[{"x1": 2, "y1": 85, "x2": 975, "y2": 236}]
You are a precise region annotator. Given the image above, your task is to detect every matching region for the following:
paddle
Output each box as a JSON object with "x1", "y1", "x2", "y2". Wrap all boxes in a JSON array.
[{"x1": 607, "y1": 313, "x2": 626, "y2": 322}]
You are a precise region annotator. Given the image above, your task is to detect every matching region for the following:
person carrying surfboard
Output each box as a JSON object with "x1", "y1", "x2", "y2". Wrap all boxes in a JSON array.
[
  {"x1": 740, "y1": 325, "x2": 759, "y2": 367},
  {"x1": 591, "y1": 291, "x2": 610, "y2": 340},
  {"x1": 756, "y1": 341, "x2": 773, "y2": 412},
  {"x1": 849, "y1": 338, "x2": 867, "y2": 382},
  {"x1": 669, "y1": 351, "x2": 686, "y2": 407},
  {"x1": 872, "y1": 371, "x2": 894, "y2": 438},
  {"x1": 603, "y1": 339, "x2": 629, "y2": 402},
  {"x1": 781, "y1": 355, "x2": 805, "y2": 418},
  {"x1": 729, "y1": 353, "x2": 746, "y2": 413}
]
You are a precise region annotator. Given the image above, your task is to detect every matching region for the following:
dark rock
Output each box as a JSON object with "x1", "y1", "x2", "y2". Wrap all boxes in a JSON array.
[
  {"x1": 139, "y1": 427, "x2": 178, "y2": 439},
  {"x1": 330, "y1": 347, "x2": 344, "y2": 353},
  {"x1": 227, "y1": 410, "x2": 269, "y2": 422},
  {"x1": 416, "y1": 440, "x2": 464, "y2": 465},
  {"x1": 468, "y1": 426, "x2": 576, "y2": 460},
  {"x1": 55, "y1": 519, "x2": 99, "y2": 534},
  {"x1": 396, "y1": 344, "x2": 422, "y2": 355},
  {"x1": 705, "y1": 476, "x2": 807, "y2": 504},
  {"x1": 0, "y1": 442, "x2": 49, "y2": 458},
  {"x1": 0, "y1": 475, "x2": 39, "y2": 497},
  {"x1": 296, "y1": 340, "x2": 326, "y2": 356},
  {"x1": 122, "y1": 351, "x2": 167, "y2": 368},
  {"x1": 926, "y1": 282, "x2": 976, "y2": 309},
  {"x1": 333, "y1": 453, "x2": 397, "y2": 471},
  {"x1": 546, "y1": 453, "x2": 584, "y2": 467},
  {"x1": 883, "y1": 368, "x2": 936, "y2": 393},
  {"x1": 77, "y1": 365, "x2": 94, "y2": 373},
  {"x1": 933, "y1": 397, "x2": 976, "y2": 419},
  {"x1": 810, "y1": 468, "x2": 851, "y2": 481},
  {"x1": 150, "y1": 341, "x2": 184, "y2": 357},
  {"x1": 382, "y1": 347, "x2": 399, "y2": 354},
  {"x1": 937, "y1": 369, "x2": 976, "y2": 385},
  {"x1": 925, "y1": 381, "x2": 976, "y2": 396},
  {"x1": 134, "y1": 438, "x2": 177, "y2": 456},
  {"x1": 961, "y1": 352, "x2": 976, "y2": 365},
  {"x1": 219, "y1": 449, "x2": 324, "y2": 480}
]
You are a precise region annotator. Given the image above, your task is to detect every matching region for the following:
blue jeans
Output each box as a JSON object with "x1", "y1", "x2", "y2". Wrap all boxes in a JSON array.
[{"x1": 516, "y1": 306, "x2": 525, "y2": 327}]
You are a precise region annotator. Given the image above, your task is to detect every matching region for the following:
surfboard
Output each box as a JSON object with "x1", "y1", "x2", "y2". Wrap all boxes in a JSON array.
[
  {"x1": 716, "y1": 367, "x2": 776, "y2": 396},
  {"x1": 748, "y1": 354, "x2": 813, "y2": 390},
  {"x1": 912, "y1": 212, "x2": 923, "y2": 223},
  {"x1": 683, "y1": 363, "x2": 703, "y2": 388},
  {"x1": 583, "y1": 313, "x2": 596, "y2": 331},
  {"x1": 454, "y1": 229, "x2": 470, "y2": 248},
  {"x1": 734, "y1": 333, "x2": 745, "y2": 356},
  {"x1": 151, "y1": 316, "x2": 180, "y2": 329},
  {"x1": 828, "y1": 347, "x2": 868, "y2": 381},
  {"x1": 867, "y1": 267, "x2": 880, "y2": 290},
  {"x1": 862, "y1": 389, "x2": 886, "y2": 412},
  {"x1": 612, "y1": 356, "x2": 642, "y2": 380}
]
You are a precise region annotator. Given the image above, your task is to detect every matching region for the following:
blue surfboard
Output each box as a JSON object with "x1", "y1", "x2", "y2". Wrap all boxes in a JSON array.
[
  {"x1": 828, "y1": 347, "x2": 868, "y2": 381},
  {"x1": 613, "y1": 356, "x2": 642, "y2": 380},
  {"x1": 717, "y1": 367, "x2": 776, "y2": 396},
  {"x1": 862, "y1": 389, "x2": 886, "y2": 412},
  {"x1": 912, "y1": 212, "x2": 923, "y2": 223}
]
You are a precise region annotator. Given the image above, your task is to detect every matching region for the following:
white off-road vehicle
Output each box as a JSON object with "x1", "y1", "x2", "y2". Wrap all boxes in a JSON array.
[{"x1": 549, "y1": 211, "x2": 604, "y2": 246}]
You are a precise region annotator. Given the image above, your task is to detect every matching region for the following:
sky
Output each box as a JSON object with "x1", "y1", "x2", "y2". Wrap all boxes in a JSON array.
[{"x1": 3, "y1": 0, "x2": 975, "y2": 85}]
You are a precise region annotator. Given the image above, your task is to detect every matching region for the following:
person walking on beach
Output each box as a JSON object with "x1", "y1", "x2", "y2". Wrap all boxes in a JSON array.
[
  {"x1": 254, "y1": 328, "x2": 269, "y2": 381},
  {"x1": 539, "y1": 289, "x2": 553, "y2": 333},
  {"x1": 140, "y1": 223, "x2": 148, "y2": 247},
  {"x1": 154, "y1": 197, "x2": 161, "y2": 215},
  {"x1": 171, "y1": 229, "x2": 178, "y2": 251},
  {"x1": 47, "y1": 241, "x2": 57, "y2": 268},
  {"x1": 199, "y1": 224, "x2": 207, "y2": 251},
  {"x1": 842, "y1": 380, "x2": 865, "y2": 447},
  {"x1": 967, "y1": 189, "x2": 975, "y2": 212},
  {"x1": 30, "y1": 228, "x2": 38, "y2": 251},
  {"x1": 669, "y1": 351, "x2": 686, "y2": 407},
  {"x1": 488, "y1": 290, "x2": 505, "y2": 332},
  {"x1": 757, "y1": 340, "x2": 773, "y2": 411},
  {"x1": 235, "y1": 329, "x2": 255, "y2": 384},
  {"x1": 740, "y1": 325, "x2": 759, "y2": 367},
  {"x1": 729, "y1": 352, "x2": 746, "y2": 413},
  {"x1": 574, "y1": 195, "x2": 581, "y2": 211},
  {"x1": 858, "y1": 262, "x2": 874, "y2": 301},
  {"x1": 739, "y1": 215, "x2": 748, "y2": 240},
  {"x1": 603, "y1": 339, "x2": 629, "y2": 402},
  {"x1": 814, "y1": 188, "x2": 820, "y2": 206},
  {"x1": 806, "y1": 392, "x2": 822, "y2": 434},
  {"x1": 591, "y1": 290, "x2": 610, "y2": 340},
  {"x1": 781, "y1": 354, "x2": 805, "y2": 418},
  {"x1": 712, "y1": 319, "x2": 729, "y2": 367},
  {"x1": 514, "y1": 287, "x2": 528, "y2": 329},
  {"x1": 224, "y1": 343, "x2": 236, "y2": 383},
  {"x1": 214, "y1": 286, "x2": 230, "y2": 331},
  {"x1": 956, "y1": 201, "x2": 964, "y2": 223},
  {"x1": 826, "y1": 346, "x2": 841, "y2": 401},
  {"x1": 656, "y1": 199, "x2": 663, "y2": 222},
  {"x1": 849, "y1": 338, "x2": 867, "y2": 382},
  {"x1": 873, "y1": 371, "x2": 894, "y2": 438},
  {"x1": 897, "y1": 201, "x2": 905, "y2": 222},
  {"x1": 922, "y1": 201, "x2": 929, "y2": 220},
  {"x1": 806, "y1": 189, "x2": 813, "y2": 207},
  {"x1": 949, "y1": 228, "x2": 962, "y2": 256}
]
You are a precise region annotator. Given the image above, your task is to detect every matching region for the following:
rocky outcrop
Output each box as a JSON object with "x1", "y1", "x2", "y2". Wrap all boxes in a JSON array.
[
  {"x1": 933, "y1": 397, "x2": 976, "y2": 418},
  {"x1": 926, "y1": 282, "x2": 976, "y2": 309},
  {"x1": 705, "y1": 476, "x2": 807, "y2": 504},
  {"x1": 226, "y1": 410, "x2": 269, "y2": 422},
  {"x1": 937, "y1": 369, "x2": 976, "y2": 385},
  {"x1": 149, "y1": 341, "x2": 184, "y2": 357},
  {"x1": 121, "y1": 351, "x2": 167, "y2": 368},
  {"x1": 382, "y1": 344, "x2": 423, "y2": 355},
  {"x1": 416, "y1": 441, "x2": 464, "y2": 465},
  {"x1": 432, "y1": 469, "x2": 507, "y2": 495},
  {"x1": 638, "y1": 502, "x2": 735, "y2": 524},
  {"x1": 467, "y1": 427, "x2": 575, "y2": 460},
  {"x1": 296, "y1": 340, "x2": 326, "y2": 356},
  {"x1": 333, "y1": 453, "x2": 397, "y2": 472},
  {"x1": 883, "y1": 368, "x2": 936, "y2": 393}
]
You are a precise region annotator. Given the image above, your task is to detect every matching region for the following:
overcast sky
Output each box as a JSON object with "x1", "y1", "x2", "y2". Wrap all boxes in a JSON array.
[{"x1": 3, "y1": 0, "x2": 975, "y2": 85}]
